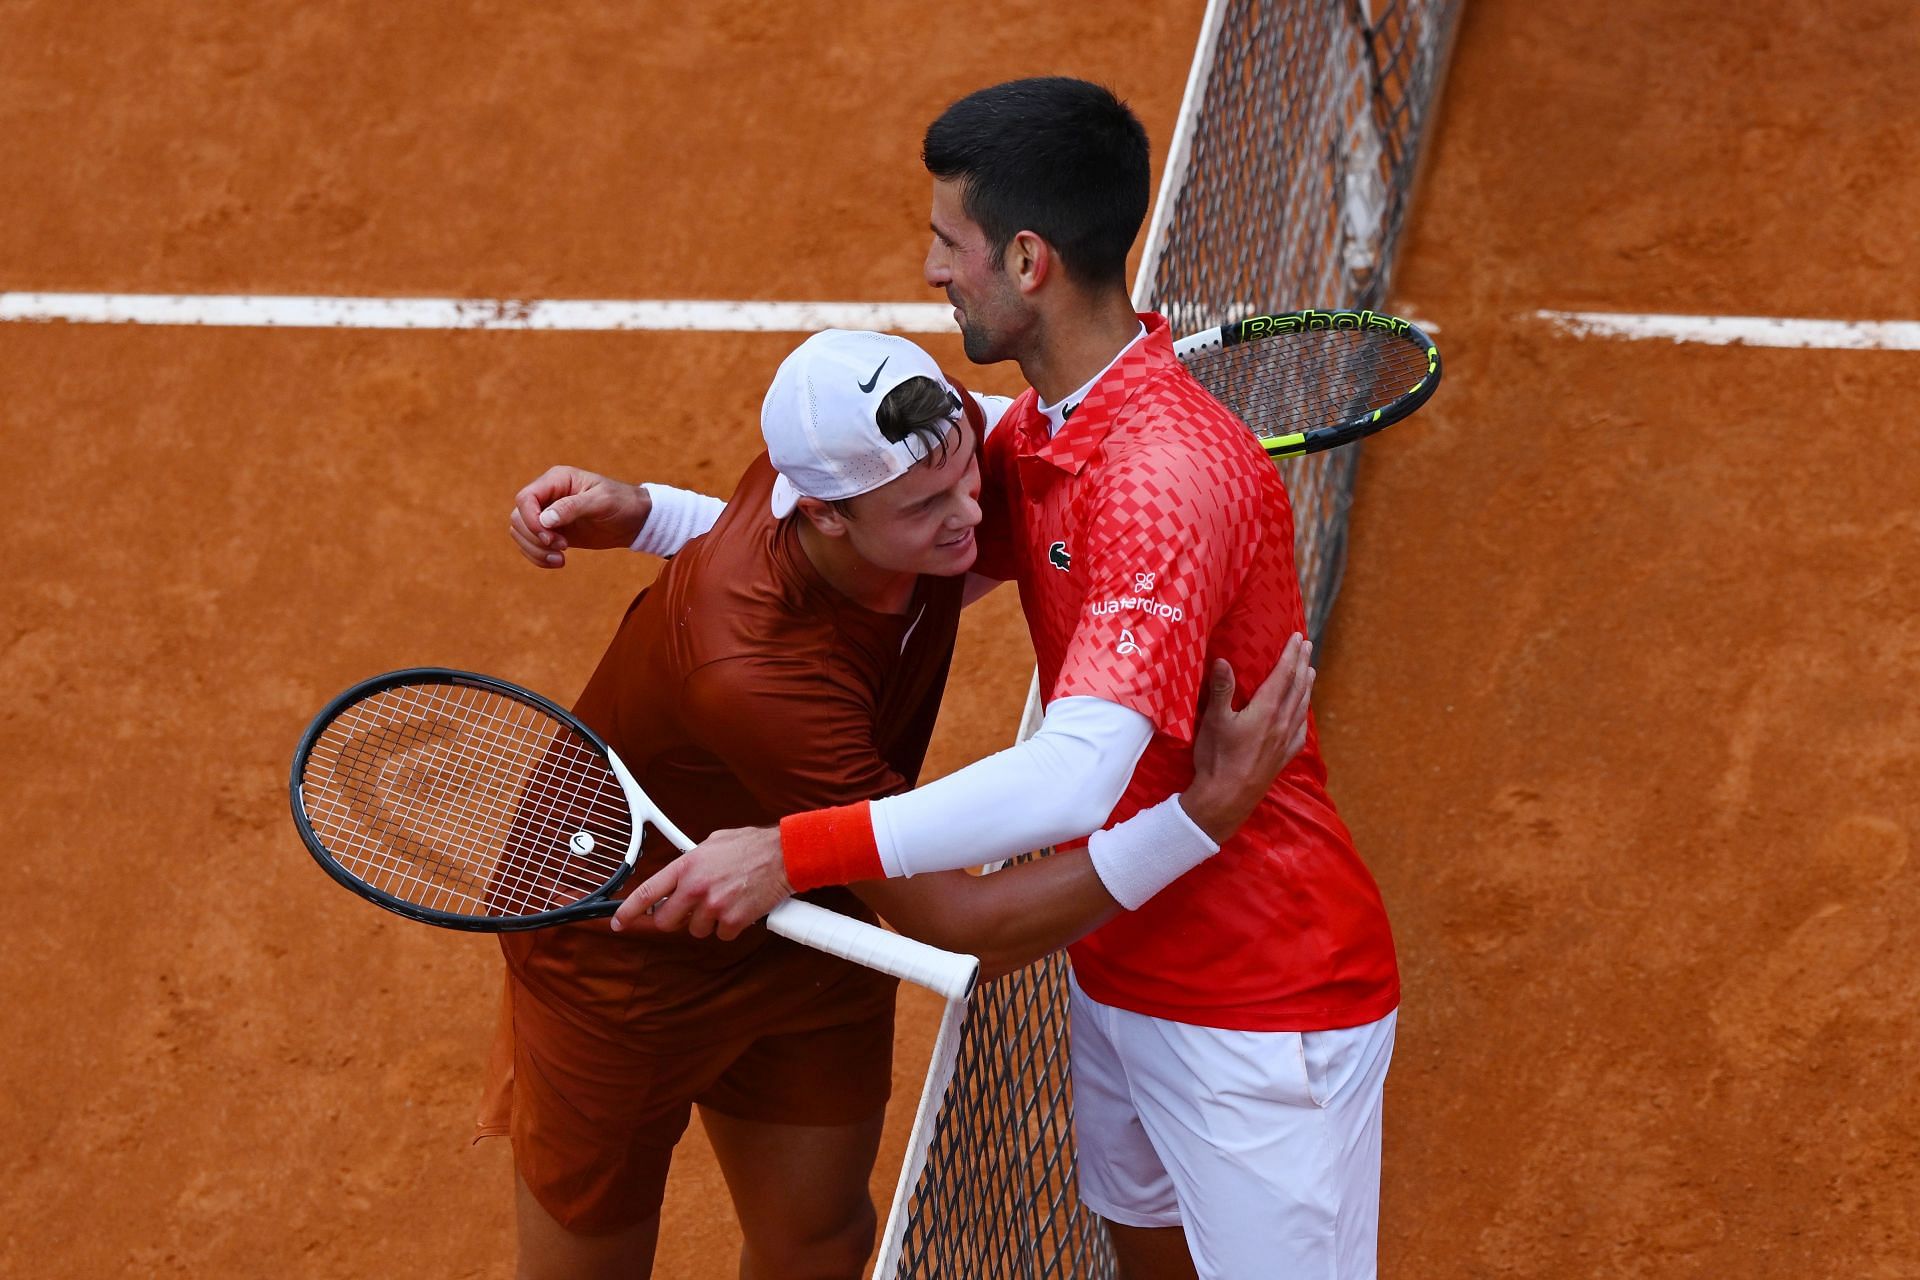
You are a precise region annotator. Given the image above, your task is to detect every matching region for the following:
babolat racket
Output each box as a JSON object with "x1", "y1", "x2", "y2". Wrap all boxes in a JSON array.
[
  {"x1": 289, "y1": 667, "x2": 977, "y2": 999},
  {"x1": 1173, "y1": 308, "x2": 1441, "y2": 458}
]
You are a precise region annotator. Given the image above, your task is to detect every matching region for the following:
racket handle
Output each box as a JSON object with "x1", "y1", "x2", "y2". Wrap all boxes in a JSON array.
[{"x1": 767, "y1": 899, "x2": 979, "y2": 1002}]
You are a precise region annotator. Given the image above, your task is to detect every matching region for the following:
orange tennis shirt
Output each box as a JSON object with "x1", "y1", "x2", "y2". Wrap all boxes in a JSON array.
[
  {"x1": 499, "y1": 453, "x2": 966, "y2": 1042},
  {"x1": 971, "y1": 313, "x2": 1400, "y2": 1031}
]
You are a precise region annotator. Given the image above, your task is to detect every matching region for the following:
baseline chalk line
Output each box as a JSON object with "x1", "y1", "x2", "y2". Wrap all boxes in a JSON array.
[
  {"x1": 16, "y1": 295, "x2": 1903, "y2": 351},
  {"x1": 1539, "y1": 310, "x2": 1920, "y2": 352},
  {"x1": 0, "y1": 292, "x2": 960, "y2": 334}
]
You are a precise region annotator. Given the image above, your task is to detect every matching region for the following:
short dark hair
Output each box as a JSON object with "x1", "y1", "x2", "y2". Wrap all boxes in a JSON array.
[
  {"x1": 831, "y1": 376, "x2": 961, "y2": 517},
  {"x1": 923, "y1": 77, "x2": 1150, "y2": 289}
]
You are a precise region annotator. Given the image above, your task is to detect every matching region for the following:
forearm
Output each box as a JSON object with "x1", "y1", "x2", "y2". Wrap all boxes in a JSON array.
[
  {"x1": 853, "y1": 854, "x2": 1119, "y2": 984},
  {"x1": 856, "y1": 791, "x2": 1219, "y2": 978}
]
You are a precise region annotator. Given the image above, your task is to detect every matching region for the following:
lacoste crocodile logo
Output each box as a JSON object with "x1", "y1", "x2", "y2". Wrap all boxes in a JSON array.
[{"x1": 1048, "y1": 541, "x2": 1071, "y2": 571}]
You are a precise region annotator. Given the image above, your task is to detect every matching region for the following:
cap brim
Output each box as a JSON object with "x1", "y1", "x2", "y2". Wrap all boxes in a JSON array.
[{"x1": 769, "y1": 473, "x2": 800, "y2": 519}]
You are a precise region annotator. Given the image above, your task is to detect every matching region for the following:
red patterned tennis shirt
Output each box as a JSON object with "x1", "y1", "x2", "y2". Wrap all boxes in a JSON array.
[{"x1": 970, "y1": 312, "x2": 1399, "y2": 1030}]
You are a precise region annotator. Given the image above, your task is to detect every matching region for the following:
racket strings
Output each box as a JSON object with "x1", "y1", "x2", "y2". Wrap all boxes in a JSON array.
[
  {"x1": 346, "y1": 685, "x2": 631, "y2": 914},
  {"x1": 1188, "y1": 330, "x2": 1434, "y2": 440},
  {"x1": 301, "y1": 682, "x2": 634, "y2": 918},
  {"x1": 307, "y1": 713, "x2": 609, "y2": 914},
  {"x1": 308, "y1": 694, "x2": 624, "y2": 915}
]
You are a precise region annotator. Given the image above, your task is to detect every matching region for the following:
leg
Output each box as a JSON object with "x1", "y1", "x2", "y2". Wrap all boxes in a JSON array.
[
  {"x1": 701, "y1": 1106, "x2": 886, "y2": 1280},
  {"x1": 489, "y1": 968, "x2": 702, "y2": 1279},
  {"x1": 693, "y1": 999, "x2": 896, "y2": 1280},
  {"x1": 1125, "y1": 1009, "x2": 1398, "y2": 1280},
  {"x1": 1106, "y1": 1221, "x2": 1200, "y2": 1280},
  {"x1": 1069, "y1": 974, "x2": 1199, "y2": 1280},
  {"x1": 514, "y1": 1171, "x2": 660, "y2": 1280}
]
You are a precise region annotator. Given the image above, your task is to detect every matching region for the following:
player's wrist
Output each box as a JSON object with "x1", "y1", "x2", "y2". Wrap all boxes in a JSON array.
[
  {"x1": 779, "y1": 801, "x2": 885, "y2": 891},
  {"x1": 623, "y1": 482, "x2": 655, "y2": 547},
  {"x1": 1089, "y1": 795, "x2": 1219, "y2": 910},
  {"x1": 1177, "y1": 776, "x2": 1246, "y2": 845}
]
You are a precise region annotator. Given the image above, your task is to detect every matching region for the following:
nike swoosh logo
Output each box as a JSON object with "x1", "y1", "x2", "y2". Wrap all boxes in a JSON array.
[{"x1": 858, "y1": 357, "x2": 890, "y2": 394}]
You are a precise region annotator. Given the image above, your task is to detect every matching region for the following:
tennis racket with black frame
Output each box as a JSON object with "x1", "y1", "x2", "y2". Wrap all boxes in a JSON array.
[
  {"x1": 289, "y1": 667, "x2": 977, "y2": 999},
  {"x1": 1172, "y1": 307, "x2": 1440, "y2": 458}
]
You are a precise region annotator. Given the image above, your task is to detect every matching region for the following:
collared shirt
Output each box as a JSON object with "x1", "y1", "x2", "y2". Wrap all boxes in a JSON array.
[{"x1": 973, "y1": 312, "x2": 1400, "y2": 1031}]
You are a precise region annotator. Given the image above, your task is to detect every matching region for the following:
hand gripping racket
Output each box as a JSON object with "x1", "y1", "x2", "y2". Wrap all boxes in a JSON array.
[
  {"x1": 1173, "y1": 308, "x2": 1441, "y2": 458},
  {"x1": 289, "y1": 667, "x2": 978, "y2": 1000}
]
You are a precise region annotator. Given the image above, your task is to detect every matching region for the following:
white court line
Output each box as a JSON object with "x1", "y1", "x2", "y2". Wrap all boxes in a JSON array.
[
  {"x1": 0, "y1": 292, "x2": 958, "y2": 333},
  {"x1": 1539, "y1": 310, "x2": 1920, "y2": 351},
  {"x1": 16, "y1": 294, "x2": 1902, "y2": 350}
]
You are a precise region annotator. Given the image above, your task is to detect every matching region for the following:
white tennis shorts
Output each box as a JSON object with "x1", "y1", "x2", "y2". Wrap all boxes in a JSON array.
[{"x1": 1068, "y1": 973, "x2": 1397, "y2": 1280}]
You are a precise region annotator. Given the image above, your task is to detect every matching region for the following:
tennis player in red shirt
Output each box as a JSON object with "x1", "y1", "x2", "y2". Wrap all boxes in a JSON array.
[{"x1": 631, "y1": 79, "x2": 1401, "y2": 1279}]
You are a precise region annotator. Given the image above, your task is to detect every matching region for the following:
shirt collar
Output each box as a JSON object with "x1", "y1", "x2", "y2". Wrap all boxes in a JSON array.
[
  {"x1": 1015, "y1": 313, "x2": 1177, "y2": 476},
  {"x1": 1036, "y1": 320, "x2": 1148, "y2": 435}
]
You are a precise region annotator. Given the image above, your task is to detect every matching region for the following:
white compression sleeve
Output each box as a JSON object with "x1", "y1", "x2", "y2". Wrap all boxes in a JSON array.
[
  {"x1": 1084, "y1": 794, "x2": 1218, "y2": 910},
  {"x1": 631, "y1": 483, "x2": 725, "y2": 557},
  {"x1": 974, "y1": 393, "x2": 1017, "y2": 431},
  {"x1": 869, "y1": 696, "x2": 1153, "y2": 877}
]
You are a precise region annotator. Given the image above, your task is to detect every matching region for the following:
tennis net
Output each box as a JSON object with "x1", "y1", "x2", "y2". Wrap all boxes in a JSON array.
[{"x1": 874, "y1": 2, "x2": 1461, "y2": 1274}]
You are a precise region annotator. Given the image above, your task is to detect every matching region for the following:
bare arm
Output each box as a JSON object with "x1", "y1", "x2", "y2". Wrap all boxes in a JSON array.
[{"x1": 852, "y1": 859, "x2": 1112, "y2": 984}]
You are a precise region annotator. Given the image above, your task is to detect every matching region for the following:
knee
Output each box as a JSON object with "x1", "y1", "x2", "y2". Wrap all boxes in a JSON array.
[{"x1": 743, "y1": 1194, "x2": 877, "y2": 1280}]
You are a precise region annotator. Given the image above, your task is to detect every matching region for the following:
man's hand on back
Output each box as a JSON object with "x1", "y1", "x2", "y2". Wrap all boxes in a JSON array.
[{"x1": 1179, "y1": 634, "x2": 1315, "y2": 844}]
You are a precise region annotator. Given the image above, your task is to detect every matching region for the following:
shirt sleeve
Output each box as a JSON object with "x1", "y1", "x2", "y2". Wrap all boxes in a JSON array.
[
  {"x1": 1049, "y1": 445, "x2": 1263, "y2": 743},
  {"x1": 974, "y1": 395, "x2": 1018, "y2": 432},
  {"x1": 679, "y1": 656, "x2": 908, "y2": 816}
]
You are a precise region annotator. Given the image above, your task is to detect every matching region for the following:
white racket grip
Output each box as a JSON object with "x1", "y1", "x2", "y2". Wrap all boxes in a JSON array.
[
  {"x1": 609, "y1": 753, "x2": 978, "y2": 1000},
  {"x1": 767, "y1": 898, "x2": 979, "y2": 1002}
]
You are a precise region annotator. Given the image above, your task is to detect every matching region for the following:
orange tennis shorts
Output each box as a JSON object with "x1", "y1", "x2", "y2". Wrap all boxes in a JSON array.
[{"x1": 475, "y1": 924, "x2": 896, "y2": 1235}]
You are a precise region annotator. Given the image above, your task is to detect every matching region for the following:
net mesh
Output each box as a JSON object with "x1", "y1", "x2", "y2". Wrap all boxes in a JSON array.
[{"x1": 877, "y1": 2, "x2": 1459, "y2": 1274}]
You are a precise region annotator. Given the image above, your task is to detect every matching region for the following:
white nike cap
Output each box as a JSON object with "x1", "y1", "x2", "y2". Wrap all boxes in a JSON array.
[{"x1": 763, "y1": 330, "x2": 962, "y2": 519}]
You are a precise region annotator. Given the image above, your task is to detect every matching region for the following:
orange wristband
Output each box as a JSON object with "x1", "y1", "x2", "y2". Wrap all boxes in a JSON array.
[{"x1": 779, "y1": 802, "x2": 884, "y2": 891}]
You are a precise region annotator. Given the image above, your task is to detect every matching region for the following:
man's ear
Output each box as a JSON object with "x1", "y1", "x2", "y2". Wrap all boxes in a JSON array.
[
  {"x1": 794, "y1": 495, "x2": 850, "y2": 538},
  {"x1": 1008, "y1": 229, "x2": 1053, "y2": 296}
]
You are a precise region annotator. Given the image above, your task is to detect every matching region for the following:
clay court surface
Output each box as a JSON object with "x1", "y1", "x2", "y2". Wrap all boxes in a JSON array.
[{"x1": 3, "y1": 1, "x2": 1916, "y2": 1275}]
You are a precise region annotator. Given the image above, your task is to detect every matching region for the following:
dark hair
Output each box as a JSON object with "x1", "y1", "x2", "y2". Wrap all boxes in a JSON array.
[
  {"x1": 922, "y1": 77, "x2": 1149, "y2": 288},
  {"x1": 831, "y1": 376, "x2": 962, "y2": 517}
]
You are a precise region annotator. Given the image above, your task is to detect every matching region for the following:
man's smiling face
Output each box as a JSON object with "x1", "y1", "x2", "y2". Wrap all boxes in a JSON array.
[
  {"x1": 924, "y1": 178, "x2": 1029, "y2": 367},
  {"x1": 837, "y1": 417, "x2": 983, "y2": 578}
]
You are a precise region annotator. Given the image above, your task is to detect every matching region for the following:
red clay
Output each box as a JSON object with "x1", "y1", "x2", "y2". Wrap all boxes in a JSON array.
[{"x1": 4, "y1": 1, "x2": 1916, "y2": 1277}]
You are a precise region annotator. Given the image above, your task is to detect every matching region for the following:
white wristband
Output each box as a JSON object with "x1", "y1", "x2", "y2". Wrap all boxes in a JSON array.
[
  {"x1": 631, "y1": 484, "x2": 725, "y2": 557},
  {"x1": 1087, "y1": 794, "x2": 1219, "y2": 911}
]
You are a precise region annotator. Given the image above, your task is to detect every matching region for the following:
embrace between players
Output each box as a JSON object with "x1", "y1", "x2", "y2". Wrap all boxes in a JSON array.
[{"x1": 485, "y1": 79, "x2": 1399, "y2": 1280}]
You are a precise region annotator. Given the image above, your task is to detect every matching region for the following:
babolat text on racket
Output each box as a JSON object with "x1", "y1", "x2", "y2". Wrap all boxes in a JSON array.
[
  {"x1": 1173, "y1": 308, "x2": 1441, "y2": 458},
  {"x1": 289, "y1": 667, "x2": 977, "y2": 999}
]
